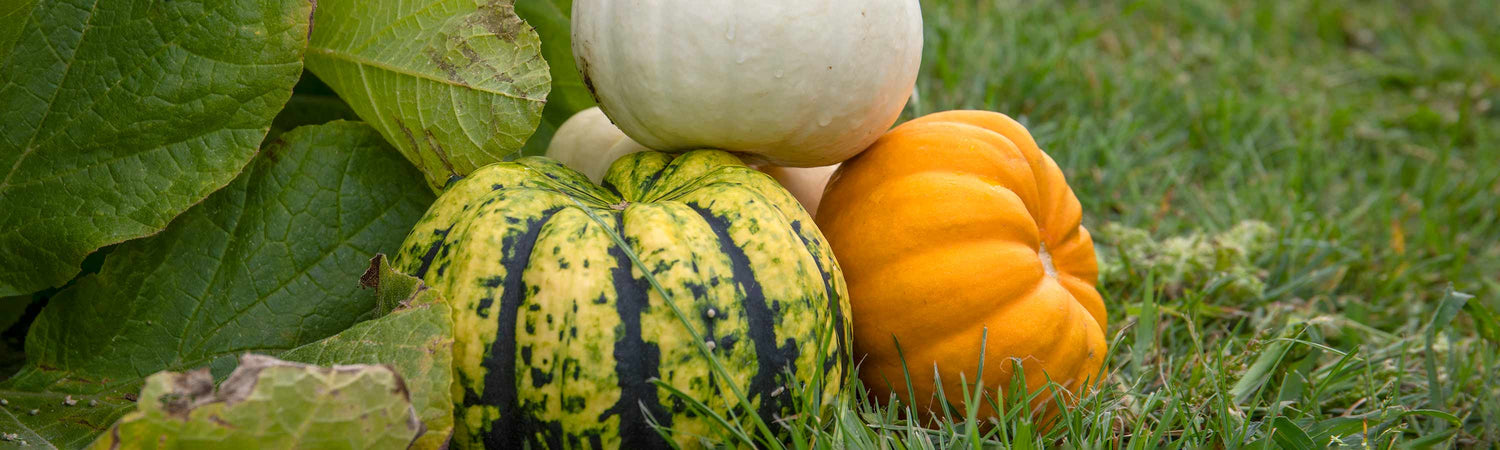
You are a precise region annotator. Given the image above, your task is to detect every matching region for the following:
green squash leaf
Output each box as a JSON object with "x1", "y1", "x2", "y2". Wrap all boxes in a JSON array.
[
  {"x1": 0, "y1": 0, "x2": 314, "y2": 297},
  {"x1": 516, "y1": 0, "x2": 597, "y2": 156},
  {"x1": 87, "y1": 355, "x2": 422, "y2": 450},
  {"x1": 264, "y1": 74, "x2": 361, "y2": 145},
  {"x1": 0, "y1": 122, "x2": 434, "y2": 448},
  {"x1": 306, "y1": 0, "x2": 551, "y2": 189},
  {"x1": 283, "y1": 257, "x2": 454, "y2": 450},
  {"x1": 0, "y1": 391, "x2": 133, "y2": 449},
  {"x1": 0, "y1": 294, "x2": 35, "y2": 337},
  {"x1": 264, "y1": 93, "x2": 360, "y2": 145},
  {"x1": 0, "y1": 0, "x2": 35, "y2": 61}
]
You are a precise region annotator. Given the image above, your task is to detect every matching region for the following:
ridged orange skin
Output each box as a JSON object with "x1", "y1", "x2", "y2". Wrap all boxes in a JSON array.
[{"x1": 817, "y1": 110, "x2": 1107, "y2": 420}]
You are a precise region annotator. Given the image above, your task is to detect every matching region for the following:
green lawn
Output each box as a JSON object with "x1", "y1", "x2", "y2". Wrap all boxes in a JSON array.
[
  {"x1": 745, "y1": 0, "x2": 1500, "y2": 447},
  {"x1": 3, "y1": 0, "x2": 1496, "y2": 447}
]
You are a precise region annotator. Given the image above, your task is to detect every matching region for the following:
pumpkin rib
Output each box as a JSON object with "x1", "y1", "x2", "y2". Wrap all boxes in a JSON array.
[
  {"x1": 398, "y1": 151, "x2": 850, "y2": 448},
  {"x1": 1057, "y1": 273, "x2": 1108, "y2": 334},
  {"x1": 941, "y1": 117, "x2": 1102, "y2": 332},
  {"x1": 685, "y1": 168, "x2": 852, "y2": 378},
  {"x1": 822, "y1": 171, "x2": 1045, "y2": 266},
  {"x1": 817, "y1": 110, "x2": 1106, "y2": 423},
  {"x1": 676, "y1": 175, "x2": 846, "y2": 362},
  {"x1": 848, "y1": 240, "x2": 1047, "y2": 347},
  {"x1": 902, "y1": 278, "x2": 1071, "y2": 368},
  {"x1": 622, "y1": 201, "x2": 754, "y2": 442},
  {"x1": 683, "y1": 201, "x2": 802, "y2": 424},
  {"x1": 893, "y1": 119, "x2": 1046, "y2": 217},
  {"x1": 599, "y1": 209, "x2": 678, "y2": 448},
  {"x1": 515, "y1": 207, "x2": 623, "y2": 448},
  {"x1": 912, "y1": 111, "x2": 1089, "y2": 244},
  {"x1": 670, "y1": 167, "x2": 845, "y2": 437},
  {"x1": 1023, "y1": 280, "x2": 1102, "y2": 389},
  {"x1": 913, "y1": 279, "x2": 1100, "y2": 416},
  {"x1": 519, "y1": 207, "x2": 624, "y2": 447},
  {"x1": 461, "y1": 201, "x2": 570, "y2": 446},
  {"x1": 860, "y1": 124, "x2": 1044, "y2": 214}
]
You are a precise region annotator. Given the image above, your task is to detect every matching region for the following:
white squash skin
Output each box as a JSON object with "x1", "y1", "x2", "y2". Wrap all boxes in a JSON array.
[
  {"x1": 545, "y1": 107, "x2": 652, "y2": 182},
  {"x1": 572, "y1": 0, "x2": 923, "y2": 167},
  {"x1": 760, "y1": 164, "x2": 838, "y2": 218}
]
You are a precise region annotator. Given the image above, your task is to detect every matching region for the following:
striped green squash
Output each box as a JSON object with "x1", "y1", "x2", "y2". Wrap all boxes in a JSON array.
[{"x1": 393, "y1": 150, "x2": 851, "y2": 448}]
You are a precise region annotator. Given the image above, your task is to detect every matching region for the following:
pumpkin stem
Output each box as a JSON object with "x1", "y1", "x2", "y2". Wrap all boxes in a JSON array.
[{"x1": 609, "y1": 201, "x2": 630, "y2": 211}]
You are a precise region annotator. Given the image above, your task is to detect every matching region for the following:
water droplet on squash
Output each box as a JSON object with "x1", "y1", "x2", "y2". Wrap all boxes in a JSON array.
[
  {"x1": 774, "y1": 70, "x2": 784, "y2": 79},
  {"x1": 817, "y1": 116, "x2": 833, "y2": 127}
]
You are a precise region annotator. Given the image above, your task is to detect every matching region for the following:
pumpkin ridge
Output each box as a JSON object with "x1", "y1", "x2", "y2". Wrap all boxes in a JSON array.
[
  {"x1": 933, "y1": 282, "x2": 1089, "y2": 393},
  {"x1": 1023, "y1": 280, "x2": 1098, "y2": 385},
  {"x1": 788, "y1": 219, "x2": 848, "y2": 378},
  {"x1": 817, "y1": 110, "x2": 1106, "y2": 422},
  {"x1": 843, "y1": 171, "x2": 1044, "y2": 253},
  {"x1": 595, "y1": 211, "x2": 672, "y2": 448},
  {"x1": 516, "y1": 207, "x2": 640, "y2": 447},
  {"x1": 408, "y1": 226, "x2": 450, "y2": 280},
  {"x1": 646, "y1": 165, "x2": 760, "y2": 204},
  {"x1": 843, "y1": 166, "x2": 1045, "y2": 249},
  {"x1": 402, "y1": 150, "x2": 850, "y2": 446},
  {"x1": 478, "y1": 204, "x2": 565, "y2": 448},
  {"x1": 706, "y1": 172, "x2": 849, "y2": 379},
  {"x1": 687, "y1": 201, "x2": 798, "y2": 425},
  {"x1": 1055, "y1": 272, "x2": 1108, "y2": 334},
  {"x1": 907, "y1": 111, "x2": 1065, "y2": 233},
  {"x1": 892, "y1": 121, "x2": 1044, "y2": 213},
  {"x1": 1040, "y1": 226, "x2": 1104, "y2": 330},
  {"x1": 518, "y1": 157, "x2": 616, "y2": 203},
  {"x1": 848, "y1": 241, "x2": 1046, "y2": 346}
]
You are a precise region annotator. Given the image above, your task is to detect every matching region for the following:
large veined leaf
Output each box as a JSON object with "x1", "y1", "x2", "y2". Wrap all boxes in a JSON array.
[
  {"x1": 0, "y1": 0, "x2": 35, "y2": 61},
  {"x1": 283, "y1": 257, "x2": 453, "y2": 450},
  {"x1": 0, "y1": 122, "x2": 434, "y2": 448},
  {"x1": 516, "y1": 0, "x2": 596, "y2": 156},
  {"x1": 264, "y1": 74, "x2": 361, "y2": 145},
  {"x1": 0, "y1": 0, "x2": 313, "y2": 297},
  {"x1": 306, "y1": 0, "x2": 551, "y2": 189},
  {"x1": 87, "y1": 355, "x2": 422, "y2": 449}
]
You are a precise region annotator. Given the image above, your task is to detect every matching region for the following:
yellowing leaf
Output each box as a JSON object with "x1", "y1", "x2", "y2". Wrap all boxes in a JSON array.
[
  {"x1": 283, "y1": 261, "x2": 454, "y2": 450},
  {"x1": 88, "y1": 355, "x2": 422, "y2": 449},
  {"x1": 306, "y1": 0, "x2": 551, "y2": 190}
]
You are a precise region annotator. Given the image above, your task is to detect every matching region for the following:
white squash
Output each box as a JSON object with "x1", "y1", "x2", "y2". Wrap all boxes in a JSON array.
[
  {"x1": 571, "y1": 0, "x2": 923, "y2": 167},
  {"x1": 545, "y1": 106, "x2": 651, "y2": 183},
  {"x1": 760, "y1": 164, "x2": 839, "y2": 217}
]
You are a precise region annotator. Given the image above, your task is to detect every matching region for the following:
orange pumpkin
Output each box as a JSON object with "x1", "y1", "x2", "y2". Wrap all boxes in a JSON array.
[{"x1": 817, "y1": 110, "x2": 1107, "y2": 420}]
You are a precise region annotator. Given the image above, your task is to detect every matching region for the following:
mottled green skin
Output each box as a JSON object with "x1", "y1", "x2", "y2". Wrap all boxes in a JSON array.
[{"x1": 393, "y1": 150, "x2": 850, "y2": 449}]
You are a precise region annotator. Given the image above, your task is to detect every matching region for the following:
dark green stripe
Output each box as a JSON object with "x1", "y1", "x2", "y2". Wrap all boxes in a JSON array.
[
  {"x1": 598, "y1": 212, "x2": 672, "y2": 448},
  {"x1": 603, "y1": 152, "x2": 672, "y2": 201},
  {"x1": 481, "y1": 206, "x2": 563, "y2": 449},
  {"x1": 790, "y1": 219, "x2": 847, "y2": 378},
  {"x1": 409, "y1": 227, "x2": 450, "y2": 279},
  {"x1": 689, "y1": 203, "x2": 798, "y2": 426}
]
